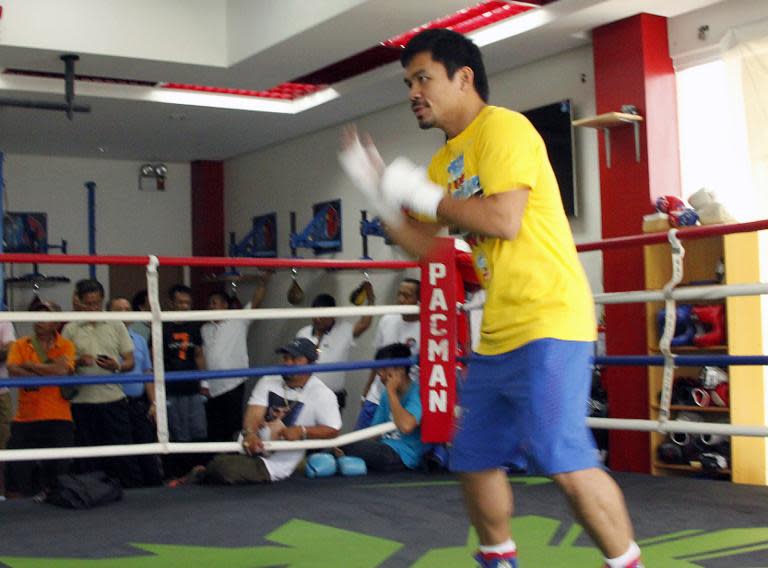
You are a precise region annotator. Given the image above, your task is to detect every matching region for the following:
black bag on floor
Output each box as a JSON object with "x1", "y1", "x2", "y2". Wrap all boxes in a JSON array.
[{"x1": 46, "y1": 471, "x2": 123, "y2": 509}]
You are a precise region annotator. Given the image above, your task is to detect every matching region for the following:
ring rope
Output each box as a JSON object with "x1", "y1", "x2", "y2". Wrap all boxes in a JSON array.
[
  {"x1": 0, "y1": 357, "x2": 419, "y2": 390},
  {"x1": 0, "y1": 304, "x2": 420, "y2": 324},
  {"x1": 0, "y1": 423, "x2": 398, "y2": 462}
]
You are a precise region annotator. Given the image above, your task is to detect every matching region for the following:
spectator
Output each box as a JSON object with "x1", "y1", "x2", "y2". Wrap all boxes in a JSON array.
[
  {"x1": 0, "y1": 319, "x2": 16, "y2": 499},
  {"x1": 296, "y1": 292, "x2": 373, "y2": 410},
  {"x1": 357, "y1": 279, "x2": 420, "y2": 429},
  {"x1": 156, "y1": 284, "x2": 206, "y2": 478},
  {"x1": 108, "y1": 296, "x2": 163, "y2": 486},
  {"x1": 171, "y1": 338, "x2": 341, "y2": 485},
  {"x1": 341, "y1": 343, "x2": 425, "y2": 472},
  {"x1": 62, "y1": 279, "x2": 139, "y2": 487},
  {"x1": 201, "y1": 272, "x2": 271, "y2": 442},
  {"x1": 5, "y1": 300, "x2": 75, "y2": 498},
  {"x1": 129, "y1": 289, "x2": 151, "y2": 343}
]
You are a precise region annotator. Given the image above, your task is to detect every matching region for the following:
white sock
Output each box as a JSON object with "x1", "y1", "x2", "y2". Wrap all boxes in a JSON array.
[
  {"x1": 604, "y1": 541, "x2": 641, "y2": 568},
  {"x1": 479, "y1": 539, "x2": 517, "y2": 555}
]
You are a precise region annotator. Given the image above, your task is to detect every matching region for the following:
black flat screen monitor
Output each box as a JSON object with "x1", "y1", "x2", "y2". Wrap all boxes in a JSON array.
[{"x1": 522, "y1": 99, "x2": 577, "y2": 217}]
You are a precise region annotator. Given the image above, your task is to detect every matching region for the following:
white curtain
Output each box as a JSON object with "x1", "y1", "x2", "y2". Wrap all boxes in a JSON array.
[
  {"x1": 723, "y1": 21, "x2": 768, "y2": 219},
  {"x1": 675, "y1": 17, "x2": 768, "y2": 222}
]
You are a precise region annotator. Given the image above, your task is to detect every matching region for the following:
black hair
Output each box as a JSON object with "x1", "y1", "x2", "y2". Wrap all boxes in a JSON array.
[
  {"x1": 401, "y1": 28, "x2": 489, "y2": 103},
  {"x1": 74, "y1": 278, "x2": 104, "y2": 299},
  {"x1": 401, "y1": 278, "x2": 421, "y2": 297},
  {"x1": 131, "y1": 289, "x2": 148, "y2": 311},
  {"x1": 207, "y1": 290, "x2": 232, "y2": 307},
  {"x1": 311, "y1": 294, "x2": 336, "y2": 308},
  {"x1": 168, "y1": 284, "x2": 193, "y2": 300},
  {"x1": 106, "y1": 296, "x2": 130, "y2": 311},
  {"x1": 375, "y1": 342, "x2": 413, "y2": 373}
]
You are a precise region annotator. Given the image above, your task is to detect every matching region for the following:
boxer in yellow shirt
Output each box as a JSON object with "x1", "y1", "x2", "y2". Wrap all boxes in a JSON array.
[{"x1": 339, "y1": 28, "x2": 640, "y2": 568}]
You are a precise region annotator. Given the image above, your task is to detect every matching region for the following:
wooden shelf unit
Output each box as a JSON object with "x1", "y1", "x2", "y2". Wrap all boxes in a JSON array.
[
  {"x1": 644, "y1": 232, "x2": 766, "y2": 484},
  {"x1": 572, "y1": 111, "x2": 644, "y2": 167}
]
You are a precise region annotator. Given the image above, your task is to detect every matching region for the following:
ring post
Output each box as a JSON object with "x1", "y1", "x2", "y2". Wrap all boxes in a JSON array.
[{"x1": 419, "y1": 238, "x2": 458, "y2": 443}]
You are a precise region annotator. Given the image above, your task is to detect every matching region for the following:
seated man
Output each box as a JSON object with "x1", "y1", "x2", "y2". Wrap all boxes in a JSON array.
[
  {"x1": 341, "y1": 343, "x2": 425, "y2": 472},
  {"x1": 172, "y1": 337, "x2": 341, "y2": 485},
  {"x1": 5, "y1": 300, "x2": 76, "y2": 498}
]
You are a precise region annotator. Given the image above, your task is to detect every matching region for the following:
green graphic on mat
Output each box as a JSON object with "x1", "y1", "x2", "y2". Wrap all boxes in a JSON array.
[
  {"x1": 412, "y1": 515, "x2": 768, "y2": 567},
  {"x1": 0, "y1": 519, "x2": 402, "y2": 568},
  {"x1": 3, "y1": 515, "x2": 768, "y2": 567}
]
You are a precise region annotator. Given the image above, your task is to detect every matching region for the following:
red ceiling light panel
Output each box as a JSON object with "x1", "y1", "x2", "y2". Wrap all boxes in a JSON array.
[
  {"x1": 2, "y1": 1, "x2": 543, "y2": 104},
  {"x1": 383, "y1": 1, "x2": 534, "y2": 49}
]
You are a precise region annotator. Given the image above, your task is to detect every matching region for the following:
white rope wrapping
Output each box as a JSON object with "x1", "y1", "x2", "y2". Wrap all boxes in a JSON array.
[
  {"x1": 658, "y1": 229, "x2": 685, "y2": 423},
  {"x1": 0, "y1": 422, "x2": 397, "y2": 462},
  {"x1": 147, "y1": 255, "x2": 170, "y2": 448}
]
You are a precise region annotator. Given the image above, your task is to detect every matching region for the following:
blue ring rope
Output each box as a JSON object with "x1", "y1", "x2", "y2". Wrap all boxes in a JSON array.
[
  {"x1": 4, "y1": 353, "x2": 766, "y2": 388},
  {"x1": 0, "y1": 357, "x2": 418, "y2": 389},
  {"x1": 594, "y1": 355, "x2": 768, "y2": 367}
]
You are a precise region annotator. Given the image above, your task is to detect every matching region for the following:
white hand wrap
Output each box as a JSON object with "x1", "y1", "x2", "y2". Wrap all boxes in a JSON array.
[
  {"x1": 338, "y1": 139, "x2": 402, "y2": 227},
  {"x1": 381, "y1": 157, "x2": 444, "y2": 219}
]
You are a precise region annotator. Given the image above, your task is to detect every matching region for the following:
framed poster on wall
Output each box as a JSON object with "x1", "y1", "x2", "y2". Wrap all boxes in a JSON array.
[
  {"x1": 3, "y1": 212, "x2": 48, "y2": 253},
  {"x1": 250, "y1": 212, "x2": 278, "y2": 258},
  {"x1": 311, "y1": 199, "x2": 342, "y2": 255}
]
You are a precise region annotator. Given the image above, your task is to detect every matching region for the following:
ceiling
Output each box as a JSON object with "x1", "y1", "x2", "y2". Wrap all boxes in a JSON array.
[{"x1": 0, "y1": 0, "x2": 726, "y2": 163}]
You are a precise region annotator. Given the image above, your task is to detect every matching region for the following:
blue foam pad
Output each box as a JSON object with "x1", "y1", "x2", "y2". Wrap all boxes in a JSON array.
[
  {"x1": 337, "y1": 456, "x2": 367, "y2": 477},
  {"x1": 305, "y1": 453, "x2": 337, "y2": 479}
]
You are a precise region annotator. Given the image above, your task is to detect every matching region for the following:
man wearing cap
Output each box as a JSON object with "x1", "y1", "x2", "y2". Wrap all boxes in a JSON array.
[{"x1": 170, "y1": 337, "x2": 341, "y2": 485}]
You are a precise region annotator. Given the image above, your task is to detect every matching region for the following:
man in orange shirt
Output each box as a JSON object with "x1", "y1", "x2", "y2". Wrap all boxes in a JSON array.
[{"x1": 5, "y1": 300, "x2": 76, "y2": 498}]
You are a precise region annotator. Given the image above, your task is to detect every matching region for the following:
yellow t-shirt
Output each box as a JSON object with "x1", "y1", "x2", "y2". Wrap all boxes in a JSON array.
[{"x1": 427, "y1": 105, "x2": 596, "y2": 355}]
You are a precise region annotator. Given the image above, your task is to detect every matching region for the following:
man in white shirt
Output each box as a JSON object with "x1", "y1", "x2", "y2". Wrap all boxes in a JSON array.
[
  {"x1": 295, "y1": 293, "x2": 373, "y2": 410},
  {"x1": 357, "y1": 278, "x2": 420, "y2": 429},
  {"x1": 171, "y1": 338, "x2": 341, "y2": 485},
  {"x1": 201, "y1": 272, "x2": 270, "y2": 442}
]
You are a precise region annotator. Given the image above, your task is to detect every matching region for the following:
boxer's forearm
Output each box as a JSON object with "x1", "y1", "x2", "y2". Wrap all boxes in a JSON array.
[{"x1": 436, "y1": 189, "x2": 528, "y2": 242}]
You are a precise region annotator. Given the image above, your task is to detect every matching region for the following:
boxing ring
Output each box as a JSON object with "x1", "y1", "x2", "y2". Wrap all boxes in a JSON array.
[
  {"x1": 0, "y1": 221, "x2": 767, "y2": 472},
  {"x1": 1, "y1": 222, "x2": 768, "y2": 567}
]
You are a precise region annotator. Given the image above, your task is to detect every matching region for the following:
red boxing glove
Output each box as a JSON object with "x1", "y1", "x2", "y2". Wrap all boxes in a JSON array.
[
  {"x1": 692, "y1": 304, "x2": 726, "y2": 347},
  {"x1": 710, "y1": 383, "x2": 729, "y2": 407},
  {"x1": 656, "y1": 195, "x2": 685, "y2": 214}
]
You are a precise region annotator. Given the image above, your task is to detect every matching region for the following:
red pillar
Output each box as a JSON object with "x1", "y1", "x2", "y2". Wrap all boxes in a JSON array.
[
  {"x1": 592, "y1": 14, "x2": 682, "y2": 472},
  {"x1": 190, "y1": 160, "x2": 225, "y2": 308}
]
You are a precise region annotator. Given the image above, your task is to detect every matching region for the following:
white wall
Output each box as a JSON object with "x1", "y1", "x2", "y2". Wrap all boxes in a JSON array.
[
  {"x1": 2, "y1": 153, "x2": 192, "y2": 313},
  {"x1": 224, "y1": 45, "x2": 600, "y2": 428},
  {"x1": 0, "y1": 0, "x2": 227, "y2": 66}
]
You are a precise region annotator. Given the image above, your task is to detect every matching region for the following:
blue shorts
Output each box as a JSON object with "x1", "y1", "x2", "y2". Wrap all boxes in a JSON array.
[{"x1": 450, "y1": 338, "x2": 598, "y2": 476}]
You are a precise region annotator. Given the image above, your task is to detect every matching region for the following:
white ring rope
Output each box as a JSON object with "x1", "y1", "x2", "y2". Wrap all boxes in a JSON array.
[
  {"x1": 0, "y1": 423, "x2": 397, "y2": 462},
  {"x1": 594, "y1": 282, "x2": 768, "y2": 305},
  {"x1": 588, "y1": 418, "x2": 768, "y2": 437},
  {"x1": 0, "y1": 304, "x2": 420, "y2": 323}
]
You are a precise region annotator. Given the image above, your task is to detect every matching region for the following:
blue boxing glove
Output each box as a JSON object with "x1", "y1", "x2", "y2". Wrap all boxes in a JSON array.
[
  {"x1": 657, "y1": 304, "x2": 696, "y2": 346},
  {"x1": 305, "y1": 453, "x2": 337, "y2": 479},
  {"x1": 337, "y1": 456, "x2": 367, "y2": 477}
]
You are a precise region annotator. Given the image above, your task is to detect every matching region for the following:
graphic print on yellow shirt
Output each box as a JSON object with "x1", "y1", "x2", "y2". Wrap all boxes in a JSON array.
[{"x1": 427, "y1": 106, "x2": 596, "y2": 355}]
